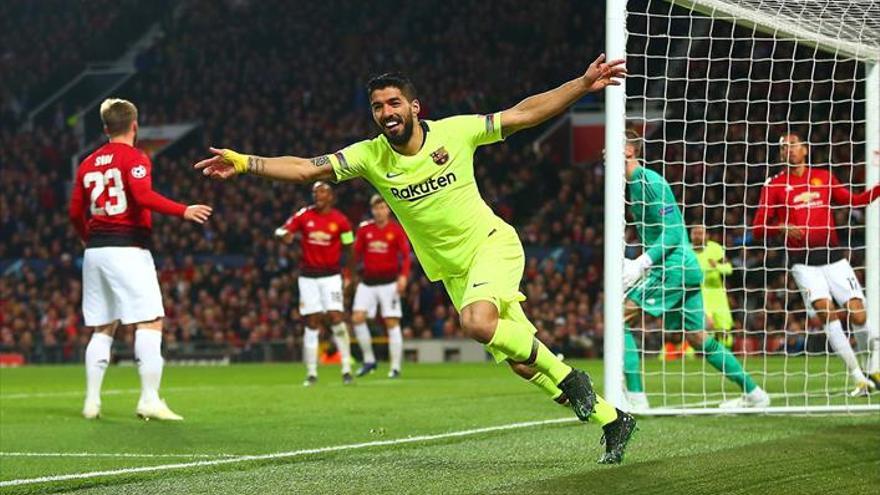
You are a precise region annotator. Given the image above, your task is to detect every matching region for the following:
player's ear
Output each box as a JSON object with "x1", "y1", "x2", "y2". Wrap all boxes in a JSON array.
[{"x1": 410, "y1": 99, "x2": 420, "y2": 118}]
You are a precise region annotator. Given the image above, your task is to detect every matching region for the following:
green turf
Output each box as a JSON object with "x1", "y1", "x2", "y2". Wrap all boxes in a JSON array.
[{"x1": 0, "y1": 359, "x2": 878, "y2": 494}]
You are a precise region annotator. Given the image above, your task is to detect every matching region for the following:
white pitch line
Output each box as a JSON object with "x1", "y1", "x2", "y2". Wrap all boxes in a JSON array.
[
  {"x1": 0, "y1": 452, "x2": 239, "y2": 459},
  {"x1": 0, "y1": 384, "x2": 292, "y2": 400},
  {"x1": 0, "y1": 417, "x2": 576, "y2": 488}
]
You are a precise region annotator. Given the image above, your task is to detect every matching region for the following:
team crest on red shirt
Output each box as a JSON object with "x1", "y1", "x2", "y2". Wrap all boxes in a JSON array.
[
  {"x1": 328, "y1": 222, "x2": 338, "y2": 232},
  {"x1": 386, "y1": 233, "x2": 394, "y2": 241},
  {"x1": 810, "y1": 177, "x2": 823, "y2": 186},
  {"x1": 430, "y1": 147, "x2": 449, "y2": 165}
]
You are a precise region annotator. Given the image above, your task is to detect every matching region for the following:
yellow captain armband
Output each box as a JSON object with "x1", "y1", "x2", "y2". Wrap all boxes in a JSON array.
[{"x1": 341, "y1": 231, "x2": 354, "y2": 245}]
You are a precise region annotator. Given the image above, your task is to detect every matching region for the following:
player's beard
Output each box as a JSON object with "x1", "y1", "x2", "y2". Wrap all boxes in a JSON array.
[{"x1": 382, "y1": 114, "x2": 414, "y2": 146}]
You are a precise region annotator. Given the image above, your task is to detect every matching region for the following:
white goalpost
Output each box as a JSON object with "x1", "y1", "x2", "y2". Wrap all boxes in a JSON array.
[{"x1": 605, "y1": 0, "x2": 880, "y2": 414}]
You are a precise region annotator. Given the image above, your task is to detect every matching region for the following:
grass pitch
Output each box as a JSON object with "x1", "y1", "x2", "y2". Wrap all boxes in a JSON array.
[{"x1": 1, "y1": 359, "x2": 878, "y2": 494}]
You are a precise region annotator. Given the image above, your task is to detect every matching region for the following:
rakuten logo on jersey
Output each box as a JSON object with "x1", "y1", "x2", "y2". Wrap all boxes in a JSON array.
[{"x1": 389, "y1": 172, "x2": 456, "y2": 201}]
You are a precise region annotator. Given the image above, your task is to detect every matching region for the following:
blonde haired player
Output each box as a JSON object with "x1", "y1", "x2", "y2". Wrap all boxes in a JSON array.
[{"x1": 69, "y1": 98, "x2": 212, "y2": 420}]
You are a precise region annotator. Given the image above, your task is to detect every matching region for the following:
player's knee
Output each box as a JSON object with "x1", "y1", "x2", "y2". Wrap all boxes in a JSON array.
[
  {"x1": 328, "y1": 311, "x2": 345, "y2": 325},
  {"x1": 507, "y1": 360, "x2": 536, "y2": 380},
  {"x1": 849, "y1": 308, "x2": 867, "y2": 326},
  {"x1": 136, "y1": 318, "x2": 163, "y2": 332},
  {"x1": 460, "y1": 304, "x2": 498, "y2": 343},
  {"x1": 810, "y1": 299, "x2": 835, "y2": 323},
  {"x1": 352, "y1": 312, "x2": 367, "y2": 325}
]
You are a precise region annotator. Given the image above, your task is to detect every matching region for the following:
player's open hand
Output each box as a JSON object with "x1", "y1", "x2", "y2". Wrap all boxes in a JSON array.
[
  {"x1": 784, "y1": 225, "x2": 804, "y2": 240},
  {"x1": 194, "y1": 147, "x2": 246, "y2": 179},
  {"x1": 583, "y1": 53, "x2": 627, "y2": 93},
  {"x1": 184, "y1": 204, "x2": 213, "y2": 224}
]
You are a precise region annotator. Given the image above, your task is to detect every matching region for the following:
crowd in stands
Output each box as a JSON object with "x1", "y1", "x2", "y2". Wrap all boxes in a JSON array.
[
  {"x1": 0, "y1": 0, "x2": 169, "y2": 130},
  {"x1": 0, "y1": 0, "x2": 872, "y2": 363}
]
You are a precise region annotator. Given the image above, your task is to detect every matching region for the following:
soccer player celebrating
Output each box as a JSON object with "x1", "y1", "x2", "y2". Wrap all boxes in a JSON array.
[
  {"x1": 753, "y1": 133, "x2": 880, "y2": 396},
  {"x1": 622, "y1": 131, "x2": 770, "y2": 409},
  {"x1": 276, "y1": 182, "x2": 355, "y2": 386},
  {"x1": 690, "y1": 226, "x2": 735, "y2": 349},
  {"x1": 69, "y1": 98, "x2": 212, "y2": 420},
  {"x1": 352, "y1": 194, "x2": 411, "y2": 379},
  {"x1": 196, "y1": 54, "x2": 636, "y2": 464}
]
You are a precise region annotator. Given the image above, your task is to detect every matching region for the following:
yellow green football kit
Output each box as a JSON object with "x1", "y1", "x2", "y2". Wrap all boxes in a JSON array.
[
  {"x1": 325, "y1": 113, "x2": 619, "y2": 425},
  {"x1": 695, "y1": 240, "x2": 734, "y2": 331},
  {"x1": 328, "y1": 113, "x2": 531, "y2": 360}
]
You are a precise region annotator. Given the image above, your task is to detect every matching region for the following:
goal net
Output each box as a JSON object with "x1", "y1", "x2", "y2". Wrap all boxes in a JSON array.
[{"x1": 605, "y1": 0, "x2": 880, "y2": 414}]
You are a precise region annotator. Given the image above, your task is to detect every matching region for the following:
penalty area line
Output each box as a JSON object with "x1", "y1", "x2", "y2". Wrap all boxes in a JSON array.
[{"x1": 0, "y1": 417, "x2": 577, "y2": 487}]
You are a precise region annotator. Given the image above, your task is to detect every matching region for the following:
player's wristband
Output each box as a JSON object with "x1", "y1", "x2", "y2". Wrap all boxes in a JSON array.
[
  {"x1": 274, "y1": 227, "x2": 288, "y2": 238},
  {"x1": 635, "y1": 253, "x2": 653, "y2": 270},
  {"x1": 221, "y1": 149, "x2": 250, "y2": 174}
]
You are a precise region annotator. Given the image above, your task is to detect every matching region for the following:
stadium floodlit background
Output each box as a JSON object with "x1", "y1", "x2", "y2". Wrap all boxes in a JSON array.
[{"x1": 1, "y1": 0, "x2": 878, "y2": 494}]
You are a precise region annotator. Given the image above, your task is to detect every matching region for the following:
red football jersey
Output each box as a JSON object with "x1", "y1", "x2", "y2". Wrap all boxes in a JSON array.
[
  {"x1": 69, "y1": 142, "x2": 186, "y2": 246},
  {"x1": 753, "y1": 167, "x2": 880, "y2": 249},
  {"x1": 354, "y1": 219, "x2": 412, "y2": 283},
  {"x1": 282, "y1": 206, "x2": 353, "y2": 276}
]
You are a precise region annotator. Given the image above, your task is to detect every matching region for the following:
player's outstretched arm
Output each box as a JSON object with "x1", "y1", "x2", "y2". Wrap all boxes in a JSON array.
[
  {"x1": 194, "y1": 147, "x2": 335, "y2": 183},
  {"x1": 829, "y1": 173, "x2": 880, "y2": 207},
  {"x1": 500, "y1": 53, "x2": 626, "y2": 137}
]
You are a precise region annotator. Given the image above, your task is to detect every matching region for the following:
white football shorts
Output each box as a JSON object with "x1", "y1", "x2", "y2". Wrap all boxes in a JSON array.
[
  {"x1": 791, "y1": 259, "x2": 865, "y2": 315},
  {"x1": 353, "y1": 281, "x2": 402, "y2": 319},
  {"x1": 298, "y1": 274, "x2": 344, "y2": 316},
  {"x1": 82, "y1": 247, "x2": 164, "y2": 326}
]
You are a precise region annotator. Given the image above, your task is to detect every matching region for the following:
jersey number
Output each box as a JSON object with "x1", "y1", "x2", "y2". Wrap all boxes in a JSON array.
[{"x1": 84, "y1": 169, "x2": 127, "y2": 216}]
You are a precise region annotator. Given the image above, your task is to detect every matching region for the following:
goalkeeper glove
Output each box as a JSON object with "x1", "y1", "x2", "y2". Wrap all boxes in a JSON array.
[{"x1": 623, "y1": 254, "x2": 653, "y2": 289}]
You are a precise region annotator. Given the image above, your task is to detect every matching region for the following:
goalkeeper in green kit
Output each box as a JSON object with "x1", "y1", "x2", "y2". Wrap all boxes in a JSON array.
[
  {"x1": 621, "y1": 131, "x2": 770, "y2": 410},
  {"x1": 195, "y1": 55, "x2": 636, "y2": 463}
]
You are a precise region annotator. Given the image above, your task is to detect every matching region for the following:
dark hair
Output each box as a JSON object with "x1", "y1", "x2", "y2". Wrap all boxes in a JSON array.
[{"x1": 367, "y1": 72, "x2": 417, "y2": 101}]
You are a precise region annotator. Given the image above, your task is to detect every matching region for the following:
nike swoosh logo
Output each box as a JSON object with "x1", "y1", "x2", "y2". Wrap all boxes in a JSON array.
[
  {"x1": 472, "y1": 282, "x2": 489, "y2": 288},
  {"x1": 386, "y1": 171, "x2": 404, "y2": 178}
]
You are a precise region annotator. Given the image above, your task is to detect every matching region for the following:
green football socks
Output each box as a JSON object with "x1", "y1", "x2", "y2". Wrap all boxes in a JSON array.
[
  {"x1": 624, "y1": 326, "x2": 644, "y2": 393},
  {"x1": 701, "y1": 336, "x2": 757, "y2": 393}
]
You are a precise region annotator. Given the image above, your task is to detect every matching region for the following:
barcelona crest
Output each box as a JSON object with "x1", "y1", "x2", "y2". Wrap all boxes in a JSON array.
[{"x1": 431, "y1": 147, "x2": 449, "y2": 165}]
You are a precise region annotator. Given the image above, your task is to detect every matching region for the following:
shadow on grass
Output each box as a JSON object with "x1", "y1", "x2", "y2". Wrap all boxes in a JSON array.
[{"x1": 491, "y1": 423, "x2": 880, "y2": 495}]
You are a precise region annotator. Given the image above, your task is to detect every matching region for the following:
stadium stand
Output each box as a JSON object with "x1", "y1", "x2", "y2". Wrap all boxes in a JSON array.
[{"x1": 0, "y1": 0, "x2": 861, "y2": 363}]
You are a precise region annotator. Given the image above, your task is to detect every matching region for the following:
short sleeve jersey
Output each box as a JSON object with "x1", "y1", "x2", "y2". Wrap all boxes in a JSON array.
[{"x1": 328, "y1": 113, "x2": 505, "y2": 281}]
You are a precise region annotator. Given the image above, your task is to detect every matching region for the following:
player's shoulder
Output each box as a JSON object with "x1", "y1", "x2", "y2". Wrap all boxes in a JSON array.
[
  {"x1": 765, "y1": 170, "x2": 786, "y2": 185},
  {"x1": 343, "y1": 136, "x2": 384, "y2": 157},
  {"x1": 639, "y1": 165, "x2": 668, "y2": 186},
  {"x1": 293, "y1": 205, "x2": 314, "y2": 218},
  {"x1": 810, "y1": 167, "x2": 834, "y2": 181},
  {"x1": 433, "y1": 114, "x2": 486, "y2": 134},
  {"x1": 330, "y1": 208, "x2": 351, "y2": 222},
  {"x1": 113, "y1": 142, "x2": 150, "y2": 165},
  {"x1": 358, "y1": 219, "x2": 376, "y2": 229}
]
